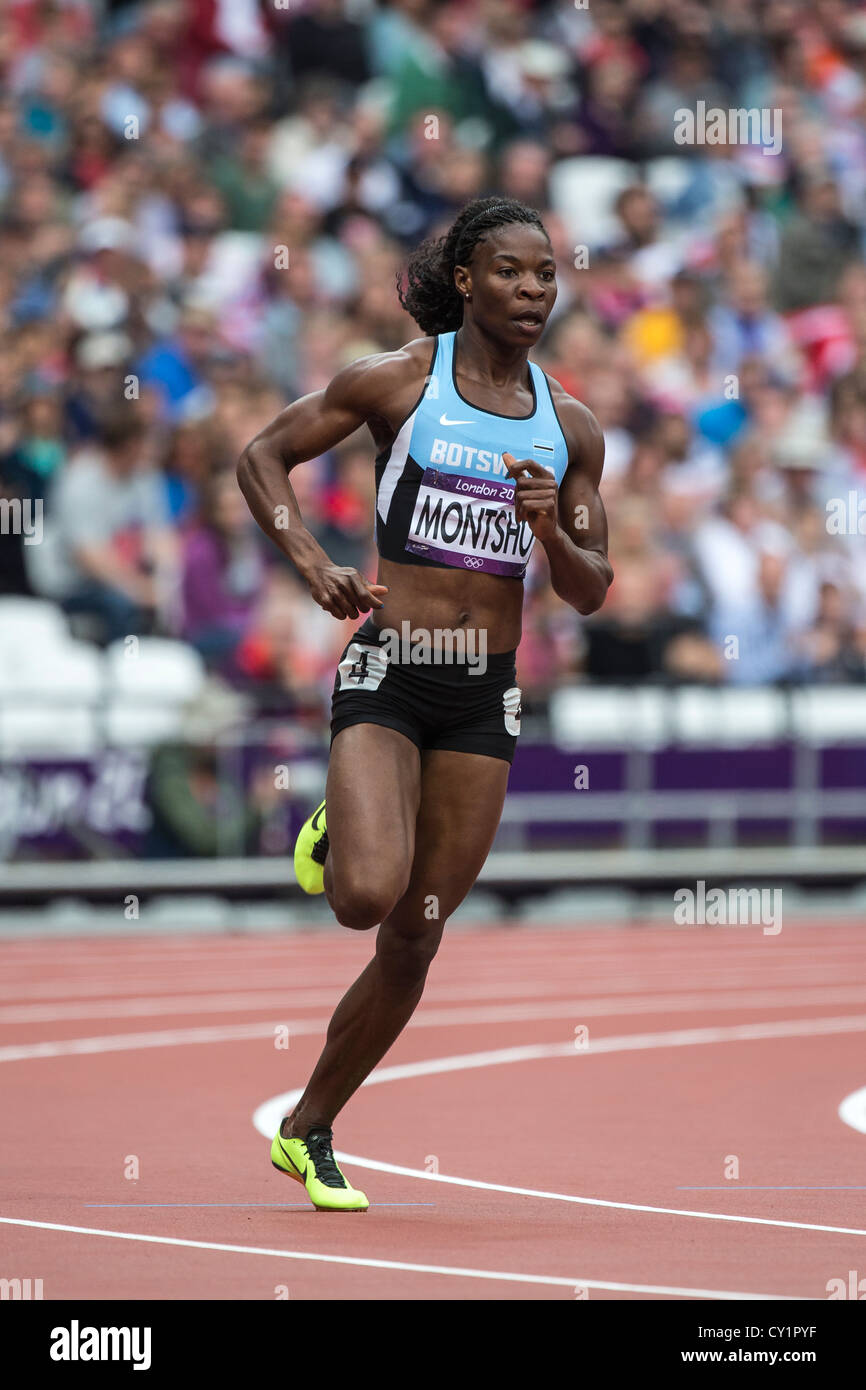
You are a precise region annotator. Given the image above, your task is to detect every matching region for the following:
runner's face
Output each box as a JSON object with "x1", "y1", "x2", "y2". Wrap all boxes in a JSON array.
[{"x1": 457, "y1": 225, "x2": 556, "y2": 345}]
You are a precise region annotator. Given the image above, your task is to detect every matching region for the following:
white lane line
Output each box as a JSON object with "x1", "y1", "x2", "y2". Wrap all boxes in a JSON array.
[
  {"x1": 0, "y1": 1022, "x2": 278, "y2": 1063},
  {"x1": 0, "y1": 1217, "x2": 800, "y2": 1299},
  {"x1": 2, "y1": 937, "x2": 861, "y2": 977},
  {"x1": 0, "y1": 971, "x2": 358, "y2": 1002},
  {"x1": 2, "y1": 961, "x2": 860, "y2": 1003},
  {"x1": 3, "y1": 950, "x2": 858, "y2": 981},
  {"x1": 0, "y1": 990, "x2": 354, "y2": 1024},
  {"x1": 329, "y1": 1150, "x2": 866, "y2": 1240},
  {"x1": 6, "y1": 1008, "x2": 866, "y2": 1066},
  {"x1": 253, "y1": 1019, "x2": 866, "y2": 1240},
  {"x1": 3, "y1": 968, "x2": 861, "y2": 1001},
  {"x1": 839, "y1": 1087, "x2": 866, "y2": 1134},
  {"x1": 0, "y1": 976, "x2": 746, "y2": 1018},
  {"x1": 6, "y1": 981, "x2": 866, "y2": 1026}
]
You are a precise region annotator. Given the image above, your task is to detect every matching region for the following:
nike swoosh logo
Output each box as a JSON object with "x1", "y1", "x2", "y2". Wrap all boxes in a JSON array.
[
  {"x1": 277, "y1": 1137, "x2": 306, "y2": 1178},
  {"x1": 439, "y1": 413, "x2": 476, "y2": 426}
]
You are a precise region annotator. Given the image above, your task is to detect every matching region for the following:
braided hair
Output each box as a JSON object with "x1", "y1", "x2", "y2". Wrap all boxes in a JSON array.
[{"x1": 397, "y1": 197, "x2": 550, "y2": 336}]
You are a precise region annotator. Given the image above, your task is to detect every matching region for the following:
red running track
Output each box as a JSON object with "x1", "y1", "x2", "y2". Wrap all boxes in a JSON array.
[{"x1": 2, "y1": 921, "x2": 865, "y2": 1301}]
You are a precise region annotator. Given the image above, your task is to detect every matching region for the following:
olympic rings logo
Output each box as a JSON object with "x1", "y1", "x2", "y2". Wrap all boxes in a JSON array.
[{"x1": 463, "y1": 556, "x2": 484, "y2": 569}]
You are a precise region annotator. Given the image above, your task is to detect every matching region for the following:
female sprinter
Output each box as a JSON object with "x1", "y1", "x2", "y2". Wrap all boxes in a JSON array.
[{"x1": 237, "y1": 197, "x2": 612, "y2": 1210}]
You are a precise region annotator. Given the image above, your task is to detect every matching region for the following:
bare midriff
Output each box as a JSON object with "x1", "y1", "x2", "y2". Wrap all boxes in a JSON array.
[{"x1": 371, "y1": 555, "x2": 523, "y2": 653}]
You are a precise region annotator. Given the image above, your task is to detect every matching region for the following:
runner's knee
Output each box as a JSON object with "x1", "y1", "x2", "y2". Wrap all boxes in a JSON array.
[
  {"x1": 330, "y1": 875, "x2": 406, "y2": 931},
  {"x1": 376, "y1": 920, "x2": 444, "y2": 986}
]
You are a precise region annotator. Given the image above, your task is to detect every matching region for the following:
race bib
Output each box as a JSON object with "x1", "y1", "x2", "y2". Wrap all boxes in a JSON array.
[{"x1": 404, "y1": 469, "x2": 534, "y2": 578}]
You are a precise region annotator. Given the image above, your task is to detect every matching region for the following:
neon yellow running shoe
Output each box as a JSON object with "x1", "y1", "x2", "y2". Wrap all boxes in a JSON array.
[
  {"x1": 271, "y1": 1124, "x2": 369, "y2": 1211},
  {"x1": 293, "y1": 799, "x2": 328, "y2": 894}
]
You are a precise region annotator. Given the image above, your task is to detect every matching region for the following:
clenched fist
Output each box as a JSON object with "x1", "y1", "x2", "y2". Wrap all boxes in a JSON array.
[
  {"x1": 503, "y1": 453, "x2": 559, "y2": 542},
  {"x1": 308, "y1": 564, "x2": 389, "y2": 620}
]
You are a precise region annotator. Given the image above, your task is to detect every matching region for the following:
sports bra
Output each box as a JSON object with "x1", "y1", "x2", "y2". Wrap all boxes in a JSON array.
[{"x1": 373, "y1": 330, "x2": 569, "y2": 580}]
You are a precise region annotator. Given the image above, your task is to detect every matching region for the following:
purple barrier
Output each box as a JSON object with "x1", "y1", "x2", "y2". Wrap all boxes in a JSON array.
[{"x1": 1, "y1": 740, "x2": 863, "y2": 860}]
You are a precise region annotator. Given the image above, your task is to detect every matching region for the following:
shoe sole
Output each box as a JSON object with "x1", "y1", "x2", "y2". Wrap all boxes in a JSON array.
[{"x1": 271, "y1": 1159, "x2": 368, "y2": 1212}]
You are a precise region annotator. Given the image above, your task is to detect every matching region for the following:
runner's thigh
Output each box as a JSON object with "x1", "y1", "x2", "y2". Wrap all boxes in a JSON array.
[
  {"x1": 326, "y1": 723, "x2": 422, "y2": 906},
  {"x1": 388, "y1": 748, "x2": 510, "y2": 933}
]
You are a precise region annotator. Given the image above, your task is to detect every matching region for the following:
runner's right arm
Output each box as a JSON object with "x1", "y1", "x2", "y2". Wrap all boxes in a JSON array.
[{"x1": 237, "y1": 357, "x2": 393, "y2": 620}]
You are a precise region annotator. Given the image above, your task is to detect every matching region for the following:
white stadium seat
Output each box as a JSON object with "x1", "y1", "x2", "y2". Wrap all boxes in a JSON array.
[
  {"x1": 0, "y1": 639, "x2": 104, "y2": 701},
  {"x1": 672, "y1": 687, "x2": 788, "y2": 745},
  {"x1": 549, "y1": 686, "x2": 667, "y2": 749},
  {"x1": 791, "y1": 687, "x2": 866, "y2": 744},
  {"x1": 550, "y1": 686, "x2": 790, "y2": 749},
  {"x1": 105, "y1": 638, "x2": 206, "y2": 702},
  {"x1": 0, "y1": 704, "x2": 98, "y2": 757},
  {"x1": 644, "y1": 156, "x2": 698, "y2": 208},
  {"x1": 548, "y1": 157, "x2": 638, "y2": 248},
  {"x1": 0, "y1": 597, "x2": 69, "y2": 654},
  {"x1": 103, "y1": 638, "x2": 206, "y2": 747},
  {"x1": 104, "y1": 698, "x2": 188, "y2": 748}
]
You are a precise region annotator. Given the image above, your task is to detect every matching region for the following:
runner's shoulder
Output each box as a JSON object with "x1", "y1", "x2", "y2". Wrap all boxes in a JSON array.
[{"x1": 328, "y1": 336, "x2": 436, "y2": 421}]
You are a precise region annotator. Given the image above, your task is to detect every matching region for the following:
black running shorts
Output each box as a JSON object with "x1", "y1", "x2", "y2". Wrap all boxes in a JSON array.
[{"x1": 330, "y1": 617, "x2": 522, "y2": 764}]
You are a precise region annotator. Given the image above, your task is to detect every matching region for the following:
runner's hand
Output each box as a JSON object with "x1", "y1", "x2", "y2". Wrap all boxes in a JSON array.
[
  {"x1": 503, "y1": 453, "x2": 559, "y2": 542},
  {"x1": 307, "y1": 564, "x2": 388, "y2": 620}
]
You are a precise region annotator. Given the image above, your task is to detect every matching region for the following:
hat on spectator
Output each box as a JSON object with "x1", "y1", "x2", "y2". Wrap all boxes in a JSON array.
[
  {"x1": 772, "y1": 400, "x2": 831, "y2": 469},
  {"x1": 76, "y1": 331, "x2": 133, "y2": 370},
  {"x1": 517, "y1": 40, "x2": 572, "y2": 81},
  {"x1": 78, "y1": 218, "x2": 137, "y2": 255},
  {"x1": 179, "y1": 680, "x2": 251, "y2": 744}
]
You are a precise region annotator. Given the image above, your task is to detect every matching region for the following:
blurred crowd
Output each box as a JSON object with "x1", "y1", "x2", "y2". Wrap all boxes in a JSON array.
[{"x1": 2, "y1": 0, "x2": 866, "y2": 721}]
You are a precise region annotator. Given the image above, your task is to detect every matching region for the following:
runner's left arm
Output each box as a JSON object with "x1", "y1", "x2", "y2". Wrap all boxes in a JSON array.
[{"x1": 505, "y1": 397, "x2": 612, "y2": 615}]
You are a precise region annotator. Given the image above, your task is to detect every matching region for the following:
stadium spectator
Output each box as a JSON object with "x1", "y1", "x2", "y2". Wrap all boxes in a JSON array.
[
  {"x1": 26, "y1": 411, "x2": 175, "y2": 643},
  {"x1": 775, "y1": 173, "x2": 861, "y2": 311},
  {"x1": 179, "y1": 465, "x2": 265, "y2": 671}
]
